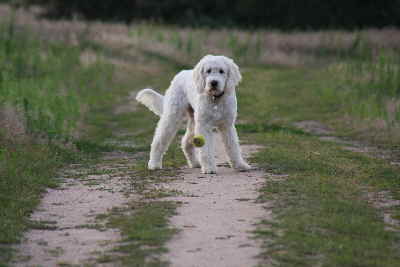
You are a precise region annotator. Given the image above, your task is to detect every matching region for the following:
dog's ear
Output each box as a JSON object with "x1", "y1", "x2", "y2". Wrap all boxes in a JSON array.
[
  {"x1": 193, "y1": 56, "x2": 207, "y2": 94},
  {"x1": 224, "y1": 56, "x2": 242, "y2": 91}
]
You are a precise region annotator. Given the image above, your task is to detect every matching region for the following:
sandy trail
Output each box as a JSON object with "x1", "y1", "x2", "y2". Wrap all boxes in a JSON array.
[
  {"x1": 13, "y1": 152, "x2": 137, "y2": 266},
  {"x1": 163, "y1": 139, "x2": 267, "y2": 267},
  {"x1": 13, "y1": 140, "x2": 267, "y2": 267}
]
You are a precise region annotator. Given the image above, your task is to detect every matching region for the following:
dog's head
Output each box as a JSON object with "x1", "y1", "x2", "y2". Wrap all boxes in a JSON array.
[{"x1": 193, "y1": 55, "x2": 241, "y2": 97}]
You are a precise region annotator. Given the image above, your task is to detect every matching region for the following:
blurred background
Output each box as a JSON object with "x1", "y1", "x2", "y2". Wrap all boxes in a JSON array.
[{"x1": 17, "y1": 0, "x2": 400, "y2": 29}]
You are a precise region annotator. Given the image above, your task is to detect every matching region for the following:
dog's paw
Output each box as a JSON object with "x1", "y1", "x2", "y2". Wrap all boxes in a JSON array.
[
  {"x1": 234, "y1": 162, "x2": 252, "y2": 172},
  {"x1": 189, "y1": 161, "x2": 201, "y2": 168},
  {"x1": 148, "y1": 160, "x2": 162, "y2": 170}
]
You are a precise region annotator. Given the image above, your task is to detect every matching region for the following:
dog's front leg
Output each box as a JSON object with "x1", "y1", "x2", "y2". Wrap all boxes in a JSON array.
[
  {"x1": 219, "y1": 125, "x2": 251, "y2": 171},
  {"x1": 195, "y1": 123, "x2": 217, "y2": 174}
]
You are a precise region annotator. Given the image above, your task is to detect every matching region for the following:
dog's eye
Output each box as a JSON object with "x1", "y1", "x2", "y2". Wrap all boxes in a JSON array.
[
  {"x1": 219, "y1": 69, "x2": 225, "y2": 74},
  {"x1": 206, "y1": 69, "x2": 211, "y2": 74}
]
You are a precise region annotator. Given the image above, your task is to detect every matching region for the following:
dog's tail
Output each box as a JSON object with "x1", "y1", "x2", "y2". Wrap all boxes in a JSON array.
[{"x1": 136, "y1": 88, "x2": 164, "y2": 116}]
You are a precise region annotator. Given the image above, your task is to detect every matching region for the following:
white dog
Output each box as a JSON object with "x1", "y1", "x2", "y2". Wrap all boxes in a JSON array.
[{"x1": 136, "y1": 55, "x2": 251, "y2": 174}]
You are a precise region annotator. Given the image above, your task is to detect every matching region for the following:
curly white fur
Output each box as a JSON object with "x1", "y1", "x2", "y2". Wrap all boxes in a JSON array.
[{"x1": 136, "y1": 55, "x2": 251, "y2": 174}]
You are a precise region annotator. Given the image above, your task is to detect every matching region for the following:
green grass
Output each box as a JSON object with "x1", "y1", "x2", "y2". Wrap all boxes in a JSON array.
[
  {"x1": 231, "y1": 58, "x2": 400, "y2": 265},
  {"x1": 96, "y1": 201, "x2": 179, "y2": 267},
  {"x1": 238, "y1": 66, "x2": 343, "y2": 124},
  {"x1": 340, "y1": 49, "x2": 400, "y2": 123},
  {"x1": 0, "y1": 143, "x2": 79, "y2": 263},
  {"x1": 235, "y1": 63, "x2": 400, "y2": 266},
  {"x1": 0, "y1": 22, "x2": 114, "y2": 140},
  {"x1": 238, "y1": 63, "x2": 400, "y2": 146},
  {"x1": 247, "y1": 129, "x2": 400, "y2": 267}
]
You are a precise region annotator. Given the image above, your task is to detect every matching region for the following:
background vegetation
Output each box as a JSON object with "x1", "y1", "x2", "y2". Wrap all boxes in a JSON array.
[{"x1": 22, "y1": 0, "x2": 400, "y2": 29}]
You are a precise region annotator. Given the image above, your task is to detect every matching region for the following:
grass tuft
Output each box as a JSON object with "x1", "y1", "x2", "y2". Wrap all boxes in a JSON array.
[{"x1": 96, "y1": 201, "x2": 179, "y2": 267}]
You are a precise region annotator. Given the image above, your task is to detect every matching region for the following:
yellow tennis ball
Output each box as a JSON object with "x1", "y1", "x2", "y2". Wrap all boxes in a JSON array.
[{"x1": 193, "y1": 135, "x2": 205, "y2": 147}]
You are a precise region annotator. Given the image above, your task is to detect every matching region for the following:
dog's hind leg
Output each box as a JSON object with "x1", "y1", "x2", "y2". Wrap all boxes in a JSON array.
[
  {"x1": 148, "y1": 101, "x2": 185, "y2": 170},
  {"x1": 181, "y1": 106, "x2": 201, "y2": 168}
]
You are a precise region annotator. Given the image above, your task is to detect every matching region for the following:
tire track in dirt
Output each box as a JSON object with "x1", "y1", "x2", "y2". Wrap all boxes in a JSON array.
[
  {"x1": 162, "y1": 139, "x2": 268, "y2": 267},
  {"x1": 13, "y1": 152, "x2": 138, "y2": 266}
]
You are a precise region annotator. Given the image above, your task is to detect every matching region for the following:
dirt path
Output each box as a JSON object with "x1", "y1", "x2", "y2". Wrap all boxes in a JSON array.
[
  {"x1": 163, "y1": 140, "x2": 267, "y2": 267},
  {"x1": 13, "y1": 152, "x2": 138, "y2": 266},
  {"x1": 13, "y1": 140, "x2": 267, "y2": 267}
]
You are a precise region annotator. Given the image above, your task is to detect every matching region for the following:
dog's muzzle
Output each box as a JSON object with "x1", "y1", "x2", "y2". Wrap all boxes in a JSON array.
[
  {"x1": 208, "y1": 87, "x2": 224, "y2": 98},
  {"x1": 207, "y1": 80, "x2": 224, "y2": 98}
]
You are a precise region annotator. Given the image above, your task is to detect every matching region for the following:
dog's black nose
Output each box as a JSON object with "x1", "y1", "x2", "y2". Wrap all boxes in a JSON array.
[{"x1": 211, "y1": 80, "x2": 218, "y2": 87}]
